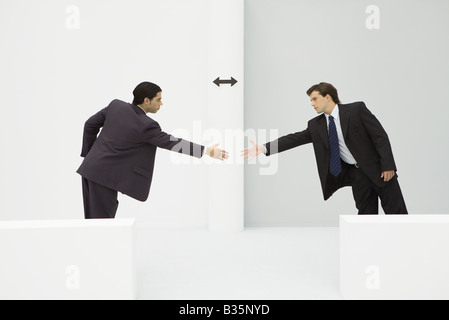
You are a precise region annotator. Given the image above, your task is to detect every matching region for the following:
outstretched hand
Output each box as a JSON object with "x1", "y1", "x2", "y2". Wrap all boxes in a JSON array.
[
  {"x1": 241, "y1": 140, "x2": 265, "y2": 160},
  {"x1": 206, "y1": 143, "x2": 229, "y2": 161}
]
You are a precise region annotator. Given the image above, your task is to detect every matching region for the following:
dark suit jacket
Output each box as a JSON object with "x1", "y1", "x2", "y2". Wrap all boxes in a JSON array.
[
  {"x1": 264, "y1": 101, "x2": 397, "y2": 200},
  {"x1": 77, "y1": 99, "x2": 205, "y2": 201}
]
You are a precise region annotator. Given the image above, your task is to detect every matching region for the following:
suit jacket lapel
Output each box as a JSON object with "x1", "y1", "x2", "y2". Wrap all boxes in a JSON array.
[
  {"x1": 317, "y1": 114, "x2": 329, "y2": 150},
  {"x1": 339, "y1": 105, "x2": 350, "y2": 139}
]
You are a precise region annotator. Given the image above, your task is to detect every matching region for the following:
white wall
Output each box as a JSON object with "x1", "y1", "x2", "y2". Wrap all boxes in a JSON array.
[
  {"x1": 244, "y1": 0, "x2": 449, "y2": 226},
  {"x1": 0, "y1": 0, "x2": 214, "y2": 225}
]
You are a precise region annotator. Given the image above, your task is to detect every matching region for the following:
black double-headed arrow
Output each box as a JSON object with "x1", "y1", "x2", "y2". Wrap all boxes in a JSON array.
[{"x1": 213, "y1": 77, "x2": 238, "y2": 87}]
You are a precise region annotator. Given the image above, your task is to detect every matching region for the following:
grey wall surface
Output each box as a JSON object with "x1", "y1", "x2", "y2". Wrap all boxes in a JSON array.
[{"x1": 244, "y1": 0, "x2": 449, "y2": 226}]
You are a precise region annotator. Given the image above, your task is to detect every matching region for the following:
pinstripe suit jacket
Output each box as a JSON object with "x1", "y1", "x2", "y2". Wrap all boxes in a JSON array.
[{"x1": 77, "y1": 99, "x2": 204, "y2": 201}]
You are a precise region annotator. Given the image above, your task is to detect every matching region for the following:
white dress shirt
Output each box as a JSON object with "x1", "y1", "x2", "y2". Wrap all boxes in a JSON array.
[{"x1": 324, "y1": 105, "x2": 357, "y2": 165}]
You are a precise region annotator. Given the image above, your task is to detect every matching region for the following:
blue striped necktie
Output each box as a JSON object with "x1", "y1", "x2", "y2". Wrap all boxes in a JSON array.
[{"x1": 328, "y1": 115, "x2": 342, "y2": 176}]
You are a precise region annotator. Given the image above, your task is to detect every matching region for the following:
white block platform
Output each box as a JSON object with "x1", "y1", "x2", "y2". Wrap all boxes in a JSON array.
[
  {"x1": 340, "y1": 214, "x2": 449, "y2": 300},
  {"x1": 0, "y1": 219, "x2": 135, "y2": 300}
]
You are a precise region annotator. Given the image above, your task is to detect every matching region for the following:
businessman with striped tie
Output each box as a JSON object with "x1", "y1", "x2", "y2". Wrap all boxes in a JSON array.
[{"x1": 241, "y1": 82, "x2": 407, "y2": 215}]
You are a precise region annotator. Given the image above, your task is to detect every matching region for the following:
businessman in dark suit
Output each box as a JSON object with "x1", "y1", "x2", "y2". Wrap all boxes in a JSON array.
[
  {"x1": 77, "y1": 81, "x2": 228, "y2": 219},
  {"x1": 241, "y1": 82, "x2": 407, "y2": 214}
]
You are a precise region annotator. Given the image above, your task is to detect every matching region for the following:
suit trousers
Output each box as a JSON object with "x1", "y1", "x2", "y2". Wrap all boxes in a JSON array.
[
  {"x1": 345, "y1": 163, "x2": 408, "y2": 215},
  {"x1": 82, "y1": 177, "x2": 119, "y2": 219}
]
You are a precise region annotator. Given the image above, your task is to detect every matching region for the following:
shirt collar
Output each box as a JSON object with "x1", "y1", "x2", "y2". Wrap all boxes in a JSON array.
[{"x1": 325, "y1": 104, "x2": 339, "y2": 121}]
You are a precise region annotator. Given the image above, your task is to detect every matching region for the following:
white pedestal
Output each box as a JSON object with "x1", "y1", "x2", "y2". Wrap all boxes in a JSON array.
[
  {"x1": 340, "y1": 214, "x2": 449, "y2": 300},
  {"x1": 0, "y1": 219, "x2": 135, "y2": 300}
]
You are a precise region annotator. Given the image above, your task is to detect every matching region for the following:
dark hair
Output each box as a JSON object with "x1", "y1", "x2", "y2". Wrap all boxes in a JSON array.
[
  {"x1": 132, "y1": 82, "x2": 162, "y2": 105},
  {"x1": 306, "y1": 82, "x2": 341, "y2": 104}
]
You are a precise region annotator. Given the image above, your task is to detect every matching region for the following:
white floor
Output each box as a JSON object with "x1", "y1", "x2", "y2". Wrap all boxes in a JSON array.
[{"x1": 133, "y1": 225, "x2": 343, "y2": 300}]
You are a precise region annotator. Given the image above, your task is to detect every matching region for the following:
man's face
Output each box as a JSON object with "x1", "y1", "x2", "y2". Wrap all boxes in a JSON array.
[
  {"x1": 144, "y1": 92, "x2": 163, "y2": 113},
  {"x1": 309, "y1": 90, "x2": 330, "y2": 114}
]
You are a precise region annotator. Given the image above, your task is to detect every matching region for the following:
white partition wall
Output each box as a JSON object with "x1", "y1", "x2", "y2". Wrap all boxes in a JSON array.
[
  {"x1": 340, "y1": 215, "x2": 449, "y2": 300},
  {"x1": 0, "y1": 219, "x2": 135, "y2": 300},
  {"x1": 206, "y1": 0, "x2": 244, "y2": 232}
]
